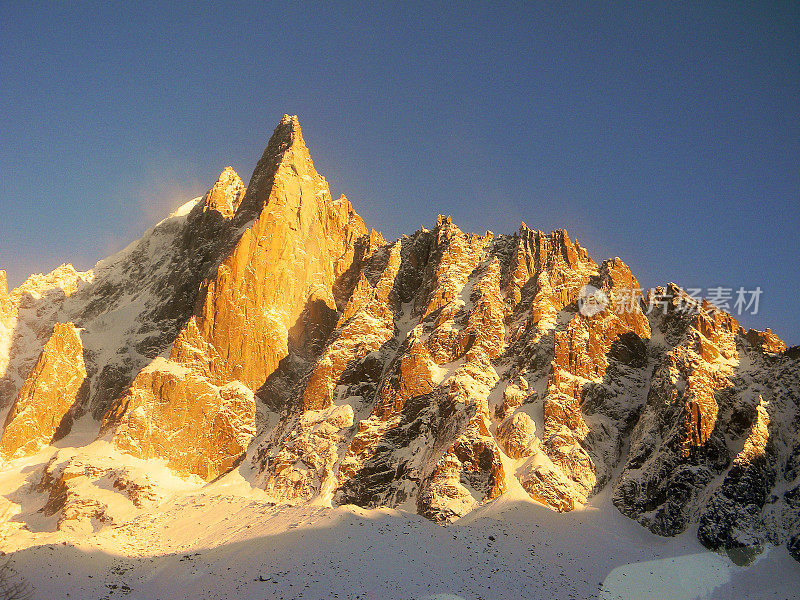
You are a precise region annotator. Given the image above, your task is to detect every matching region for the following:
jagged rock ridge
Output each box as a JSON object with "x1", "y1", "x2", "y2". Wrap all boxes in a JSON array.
[{"x1": 0, "y1": 116, "x2": 797, "y2": 563}]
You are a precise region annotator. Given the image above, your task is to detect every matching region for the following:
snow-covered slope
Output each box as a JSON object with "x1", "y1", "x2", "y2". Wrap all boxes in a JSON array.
[
  {"x1": 1, "y1": 115, "x2": 798, "y2": 599},
  {"x1": 1, "y1": 462, "x2": 797, "y2": 600}
]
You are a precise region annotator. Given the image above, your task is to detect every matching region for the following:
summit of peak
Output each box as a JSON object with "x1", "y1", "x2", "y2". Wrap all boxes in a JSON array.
[
  {"x1": 219, "y1": 165, "x2": 241, "y2": 179},
  {"x1": 246, "y1": 115, "x2": 307, "y2": 177},
  {"x1": 235, "y1": 115, "x2": 315, "y2": 219},
  {"x1": 202, "y1": 167, "x2": 245, "y2": 218},
  {"x1": 270, "y1": 114, "x2": 305, "y2": 151}
]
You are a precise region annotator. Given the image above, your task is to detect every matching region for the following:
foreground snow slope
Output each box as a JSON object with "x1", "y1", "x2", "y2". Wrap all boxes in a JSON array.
[
  {"x1": 3, "y1": 485, "x2": 798, "y2": 600},
  {"x1": 2, "y1": 437, "x2": 796, "y2": 599}
]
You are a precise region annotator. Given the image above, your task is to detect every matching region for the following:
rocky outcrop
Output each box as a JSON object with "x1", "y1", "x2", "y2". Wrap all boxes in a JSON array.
[
  {"x1": 105, "y1": 359, "x2": 256, "y2": 480},
  {"x1": 745, "y1": 328, "x2": 787, "y2": 354},
  {"x1": 496, "y1": 412, "x2": 537, "y2": 459},
  {"x1": 260, "y1": 404, "x2": 354, "y2": 502},
  {"x1": 611, "y1": 286, "x2": 800, "y2": 561},
  {"x1": 536, "y1": 258, "x2": 651, "y2": 507},
  {"x1": 697, "y1": 350, "x2": 800, "y2": 563},
  {"x1": 418, "y1": 428, "x2": 506, "y2": 523},
  {"x1": 38, "y1": 451, "x2": 165, "y2": 533},
  {"x1": 299, "y1": 236, "x2": 395, "y2": 413},
  {"x1": 1, "y1": 323, "x2": 87, "y2": 459},
  {"x1": 0, "y1": 264, "x2": 91, "y2": 411},
  {"x1": 697, "y1": 399, "x2": 773, "y2": 563},
  {"x1": 613, "y1": 288, "x2": 741, "y2": 535}
]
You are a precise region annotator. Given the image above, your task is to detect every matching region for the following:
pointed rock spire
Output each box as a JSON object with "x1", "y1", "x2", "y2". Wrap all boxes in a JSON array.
[
  {"x1": 101, "y1": 113, "x2": 368, "y2": 481},
  {"x1": 271, "y1": 113, "x2": 305, "y2": 150},
  {"x1": 202, "y1": 166, "x2": 245, "y2": 218},
  {"x1": 0, "y1": 269, "x2": 7, "y2": 300},
  {"x1": 235, "y1": 115, "x2": 311, "y2": 220}
]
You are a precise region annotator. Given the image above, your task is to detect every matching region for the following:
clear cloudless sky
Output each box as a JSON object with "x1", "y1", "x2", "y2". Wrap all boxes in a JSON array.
[{"x1": 1, "y1": 2, "x2": 798, "y2": 343}]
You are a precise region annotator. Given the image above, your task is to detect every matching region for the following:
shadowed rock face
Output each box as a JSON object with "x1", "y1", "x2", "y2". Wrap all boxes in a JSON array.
[
  {"x1": 611, "y1": 286, "x2": 800, "y2": 559},
  {"x1": 1, "y1": 115, "x2": 798, "y2": 562}
]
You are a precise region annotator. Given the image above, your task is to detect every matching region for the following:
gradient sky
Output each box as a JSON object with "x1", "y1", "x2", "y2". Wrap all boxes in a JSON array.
[{"x1": 1, "y1": 2, "x2": 798, "y2": 343}]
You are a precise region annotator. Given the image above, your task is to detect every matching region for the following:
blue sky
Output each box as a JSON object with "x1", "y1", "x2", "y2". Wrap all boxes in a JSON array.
[{"x1": 1, "y1": 2, "x2": 798, "y2": 343}]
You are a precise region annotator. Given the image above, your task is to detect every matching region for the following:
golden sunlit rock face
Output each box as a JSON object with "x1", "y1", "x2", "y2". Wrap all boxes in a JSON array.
[
  {"x1": 106, "y1": 361, "x2": 256, "y2": 481},
  {"x1": 1, "y1": 323, "x2": 87, "y2": 459},
  {"x1": 103, "y1": 116, "x2": 367, "y2": 480},
  {"x1": 201, "y1": 166, "x2": 245, "y2": 218},
  {"x1": 0, "y1": 115, "x2": 798, "y2": 562}
]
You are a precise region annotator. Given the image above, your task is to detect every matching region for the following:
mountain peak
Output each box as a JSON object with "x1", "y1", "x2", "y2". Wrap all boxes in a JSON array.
[
  {"x1": 235, "y1": 115, "x2": 311, "y2": 220},
  {"x1": 202, "y1": 166, "x2": 245, "y2": 218},
  {"x1": 266, "y1": 114, "x2": 306, "y2": 159},
  {"x1": 277, "y1": 113, "x2": 304, "y2": 141}
]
